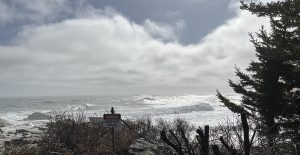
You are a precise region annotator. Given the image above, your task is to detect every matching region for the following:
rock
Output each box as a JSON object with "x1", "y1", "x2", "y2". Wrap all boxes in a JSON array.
[
  {"x1": 0, "y1": 118, "x2": 10, "y2": 127},
  {"x1": 24, "y1": 112, "x2": 49, "y2": 120},
  {"x1": 5, "y1": 138, "x2": 26, "y2": 145},
  {"x1": 36, "y1": 126, "x2": 47, "y2": 131},
  {"x1": 15, "y1": 129, "x2": 29, "y2": 135},
  {"x1": 128, "y1": 138, "x2": 161, "y2": 155}
]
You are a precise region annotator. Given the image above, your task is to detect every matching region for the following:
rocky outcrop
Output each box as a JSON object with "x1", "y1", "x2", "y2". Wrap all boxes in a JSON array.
[
  {"x1": 128, "y1": 138, "x2": 162, "y2": 155},
  {"x1": 24, "y1": 112, "x2": 49, "y2": 120},
  {"x1": 0, "y1": 118, "x2": 10, "y2": 127}
]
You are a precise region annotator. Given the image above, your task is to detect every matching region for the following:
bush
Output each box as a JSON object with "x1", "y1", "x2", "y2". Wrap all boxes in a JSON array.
[
  {"x1": 38, "y1": 111, "x2": 132, "y2": 154},
  {"x1": 27, "y1": 112, "x2": 195, "y2": 154},
  {"x1": 8, "y1": 111, "x2": 296, "y2": 154}
]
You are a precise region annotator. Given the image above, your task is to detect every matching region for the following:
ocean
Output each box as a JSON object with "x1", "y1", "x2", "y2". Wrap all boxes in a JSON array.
[{"x1": 0, "y1": 94, "x2": 240, "y2": 130}]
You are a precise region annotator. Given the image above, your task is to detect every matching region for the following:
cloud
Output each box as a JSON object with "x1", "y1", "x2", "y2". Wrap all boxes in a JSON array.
[
  {"x1": 0, "y1": 1, "x2": 13, "y2": 24},
  {"x1": 0, "y1": 0, "x2": 269, "y2": 96},
  {"x1": 0, "y1": 0, "x2": 73, "y2": 25},
  {"x1": 143, "y1": 19, "x2": 186, "y2": 42}
]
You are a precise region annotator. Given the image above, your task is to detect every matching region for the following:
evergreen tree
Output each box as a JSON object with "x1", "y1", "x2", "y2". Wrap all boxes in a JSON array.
[{"x1": 217, "y1": 0, "x2": 300, "y2": 146}]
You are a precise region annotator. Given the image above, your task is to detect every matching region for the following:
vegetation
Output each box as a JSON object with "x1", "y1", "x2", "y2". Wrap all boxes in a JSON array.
[
  {"x1": 3, "y1": 111, "x2": 298, "y2": 155},
  {"x1": 217, "y1": 0, "x2": 300, "y2": 147},
  {"x1": 3, "y1": 112, "x2": 196, "y2": 154}
]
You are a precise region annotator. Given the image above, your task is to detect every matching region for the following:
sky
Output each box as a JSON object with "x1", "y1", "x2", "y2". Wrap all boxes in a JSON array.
[{"x1": 0, "y1": 0, "x2": 271, "y2": 97}]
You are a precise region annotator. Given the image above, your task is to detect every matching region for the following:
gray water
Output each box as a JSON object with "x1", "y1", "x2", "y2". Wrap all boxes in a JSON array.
[{"x1": 0, "y1": 94, "x2": 238, "y2": 127}]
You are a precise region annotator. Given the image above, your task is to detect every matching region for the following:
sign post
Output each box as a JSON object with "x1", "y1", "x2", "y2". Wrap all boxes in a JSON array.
[{"x1": 103, "y1": 107, "x2": 121, "y2": 153}]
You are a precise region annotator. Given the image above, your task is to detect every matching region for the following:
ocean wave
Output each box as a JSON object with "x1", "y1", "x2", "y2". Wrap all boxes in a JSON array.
[
  {"x1": 133, "y1": 95, "x2": 157, "y2": 102},
  {"x1": 142, "y1": 95, "x2": 210, "y2": 108},
  {"x1": 155, "y1": 103, "x2": 214, "y2": 115},
  {"x1": 40, "y1": 100, "x2": 54, "y2": 104},
  {"x1": 67, "y1": 103, "x2": 96, "y2": 111}
]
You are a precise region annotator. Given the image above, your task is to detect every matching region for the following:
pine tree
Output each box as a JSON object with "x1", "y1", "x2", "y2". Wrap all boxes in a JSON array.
[{"x1": 217, "y1": 0, "x2": 300, "y2": 147}]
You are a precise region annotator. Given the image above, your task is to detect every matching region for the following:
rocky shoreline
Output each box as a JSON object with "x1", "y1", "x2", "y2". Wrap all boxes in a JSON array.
[{"x1": 0, "y1": 112, "x2": 49, "y2": 154}]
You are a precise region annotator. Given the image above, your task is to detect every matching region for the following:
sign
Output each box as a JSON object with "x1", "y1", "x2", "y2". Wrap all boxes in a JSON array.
[
  {"x1": 103, "y1": 114, "x2": 121, "y2": 119},
  {"x1": 103, "y1": 114, "x2": 121, "y2": 127}
]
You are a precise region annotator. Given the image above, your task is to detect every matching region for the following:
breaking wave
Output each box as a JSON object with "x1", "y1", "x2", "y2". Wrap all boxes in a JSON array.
[
  {"x1": 155, "y1": 103, "x2": 214, "y2": 115},
  {"x1": 133, "y1": 95, "x2": 157, "y2": 102},
  {"x1": 67, "y1": 103, "x2": 96, "y2": 111}
]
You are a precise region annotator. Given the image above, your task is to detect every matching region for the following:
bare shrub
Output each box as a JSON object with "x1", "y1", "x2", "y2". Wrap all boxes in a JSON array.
[
  {"x1": 38, "y1": 111, "x2": 120, "y2": 154},
  {"x1": 33, "y1": 112, "x2": 196, "y2": 154},
  {"x1": 159, "y1": 118, "x2": 196, "y2": 154},
  {"x1": 4, "y1": 140, "x2": 38, "y2": 155},
  {"x1": 210, "y1": 115, "x2": 245, "y2": 151},
  {"x1": 123, "y1": 116, "x2": 160, "y2": 141}
]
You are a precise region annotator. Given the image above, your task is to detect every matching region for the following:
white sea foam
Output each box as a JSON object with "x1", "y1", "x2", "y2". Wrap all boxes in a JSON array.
[
  {"x1": 141, "y1": 95, "x2": 210, "y2": 108},
  {"x1": 66, "y1": 103, "x2": 96, "y2": 111}
]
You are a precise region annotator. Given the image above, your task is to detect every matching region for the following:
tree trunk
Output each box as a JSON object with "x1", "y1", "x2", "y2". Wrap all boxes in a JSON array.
[
  {"x1": 265, "y1": 114, "x2": 277, "y2": 147},
  {"x1": 241, "y1": 113, "x2": 250, "y2": 155}
]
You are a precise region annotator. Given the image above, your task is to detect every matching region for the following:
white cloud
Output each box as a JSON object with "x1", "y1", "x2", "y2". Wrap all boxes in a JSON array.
[
  {"x1": 143, "y1": 19, "x2": 179, "y2": 42},
  {"x1": 0, "y1": 1, "x2": 270, "y2": 96}
]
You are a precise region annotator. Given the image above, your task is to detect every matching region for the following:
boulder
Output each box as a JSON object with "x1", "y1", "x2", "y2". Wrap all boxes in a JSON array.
[
  {"x1": 0, "y1": 118, "x2": 9, "y2": 127},
  {"x1": 24, "y1": 112, "x2": 49, "y2": 120},
  {"x1": 128, "y1": 138, "x2": 161, "y2": 155}
]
